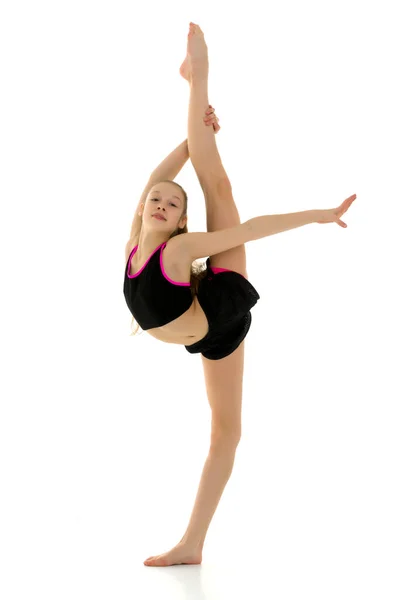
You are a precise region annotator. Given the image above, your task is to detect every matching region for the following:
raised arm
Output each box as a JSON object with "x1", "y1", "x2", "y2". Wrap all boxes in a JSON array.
[
  {"x1": 127, "y1": 140, "x2": 189, "y2": 241},
  {"x1": 149, "y1": 105, "x2": 218, "y2": 181},
  {"x1": 150, "y1": 139, "x2": 189, "y2": 182},
  {"x1": 127, "y1": 106, "x2": 219, "y2": 242}
]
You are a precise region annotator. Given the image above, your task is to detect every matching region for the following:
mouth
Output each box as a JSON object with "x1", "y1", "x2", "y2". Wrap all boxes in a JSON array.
[{"x1": 152, "y1": 214, "x2": 166, "y2": 221}]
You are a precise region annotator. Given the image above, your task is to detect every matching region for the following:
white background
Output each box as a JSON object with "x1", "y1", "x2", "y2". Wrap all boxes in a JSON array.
[{"x1": 1, "y1": 1, "x2": 399, "y2": 598}]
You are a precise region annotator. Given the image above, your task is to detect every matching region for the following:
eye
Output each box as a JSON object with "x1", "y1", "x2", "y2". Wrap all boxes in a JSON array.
[{"x1": 151, "y1": 198, "x2": 177, "y2": 207}]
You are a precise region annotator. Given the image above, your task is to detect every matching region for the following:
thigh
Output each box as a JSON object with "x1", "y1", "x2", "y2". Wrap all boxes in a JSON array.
[
  {"x1": 201, "y1": 338, "x2": 245, "y2": 443},
  {"x1": 200, "y1": 177, "x2": 248, "y2": 280}
]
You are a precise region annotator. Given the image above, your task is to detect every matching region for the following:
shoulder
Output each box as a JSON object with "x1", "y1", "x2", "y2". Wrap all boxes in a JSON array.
[{"x1": 164, "y1": 235, "x2": 193, "y2": 270}]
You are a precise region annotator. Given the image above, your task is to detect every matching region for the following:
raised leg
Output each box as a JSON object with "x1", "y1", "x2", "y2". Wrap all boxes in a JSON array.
[
  {"x1": 183, "y1": 25, "x2": 229, "y2": 187},
  {"x1": 185, "y1": 23, "x2": 247, "y2": 277}
]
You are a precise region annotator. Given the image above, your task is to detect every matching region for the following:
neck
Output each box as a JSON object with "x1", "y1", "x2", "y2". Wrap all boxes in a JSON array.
[{"x1": 136, "y1": 230, "x2": 170, "y2": 258}]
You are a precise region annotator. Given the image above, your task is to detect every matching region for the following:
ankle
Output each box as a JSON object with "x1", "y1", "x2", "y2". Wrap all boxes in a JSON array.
[{"x1": 179, "y1": 536, "x2": 204, "y2": 550}]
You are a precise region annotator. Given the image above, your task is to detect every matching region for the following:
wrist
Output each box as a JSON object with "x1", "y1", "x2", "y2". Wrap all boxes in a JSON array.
[{"x1": 314, "y1": 209, "x2": 325, "y2": 222}]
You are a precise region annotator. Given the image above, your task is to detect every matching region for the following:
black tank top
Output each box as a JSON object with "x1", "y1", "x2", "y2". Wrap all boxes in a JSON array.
[{"x1": 123, "y1": 241, "x2": 193, "y2": 330}]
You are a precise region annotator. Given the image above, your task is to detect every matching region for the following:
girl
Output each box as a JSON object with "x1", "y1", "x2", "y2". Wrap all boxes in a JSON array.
[{"x1": 123, "y1": 23, "x2": 356, "y2": 567}]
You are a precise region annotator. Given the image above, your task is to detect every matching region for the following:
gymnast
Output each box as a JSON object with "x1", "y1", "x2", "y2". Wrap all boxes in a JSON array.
[{"x1": 123, "y1": 22, "x2": 356, "y2": 566}]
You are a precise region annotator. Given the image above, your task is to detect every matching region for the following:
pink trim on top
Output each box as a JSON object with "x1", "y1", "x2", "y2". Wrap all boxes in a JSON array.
[
  {"x1": 126, "y1": 242, "x2": 191, "y2": 286},
  {"x1": 210, "y1": 266, "x2": 232, "y2": 274}
]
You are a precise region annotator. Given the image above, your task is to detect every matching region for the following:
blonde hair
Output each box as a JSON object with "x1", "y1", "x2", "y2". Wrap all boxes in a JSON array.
[{"x1": 129, "y1": 180, "x2": 208, "y2": 336}]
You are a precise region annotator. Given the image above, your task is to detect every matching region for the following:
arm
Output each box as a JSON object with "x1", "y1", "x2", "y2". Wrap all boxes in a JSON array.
[
  {"x1": 150, "y1": 139, "x2": 189, "y2": 182},
  {"x1": 248, "y1": 194, "x2": 357, "y2": 238},
  {"x1": 127, "y1": 108, "x2": 220, "y2": 241},
  {"x1": 149, "y1": 105, "x2": 219, "y2": 180},
  {"x1": 127, "y1": 139, "x2": 189, "y2": 241},
  {"x1": 248, "y1": 210, "x2": 319, "y2": 241},
  {"x1": 179, "y1": 210, "x2": 321, "y2": 262}
]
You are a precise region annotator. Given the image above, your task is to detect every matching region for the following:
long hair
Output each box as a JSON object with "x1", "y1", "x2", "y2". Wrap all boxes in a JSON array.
[{"x1": 129, "y1": 180, "x2": 208, "y2": 336}]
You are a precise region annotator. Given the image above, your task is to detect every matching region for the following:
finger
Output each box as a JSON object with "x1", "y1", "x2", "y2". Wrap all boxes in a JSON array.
[
  {"x1": 343, "y1": 196, "x2": 356, "y2": 210},
  {"x1": 338, "y1": 219, "x2": 347, "y2": 227},
  {"x1": 342, "y1": 198, "x2": 354, "y2": 212},
  {"x1": 338, "y1": 199, "x2": 352, "y2": 213}
]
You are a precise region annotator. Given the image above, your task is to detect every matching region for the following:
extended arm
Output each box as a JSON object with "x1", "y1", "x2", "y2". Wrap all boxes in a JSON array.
[
  {"x1": 180, "y1": 210, "x2": 321, "y2": 262},
  {"x1": 248, "y1": 193, "x2": 356, "y2": 239},
  {"x1": 248, "y1": 210, "x2": 319, "y2": 240},
  {"x1": 128, "y1": 104, "x2": 218, "y2": 240},
  {"x1": 148, "y1": 104, "x2": 218, "y2": 181},
  {"x1": 150, "y1": 139, "x2": 189, "y2": 182}
]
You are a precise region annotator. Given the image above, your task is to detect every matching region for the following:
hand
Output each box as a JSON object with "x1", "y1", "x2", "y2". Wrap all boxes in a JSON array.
[
  {"x1": 317, "y1": 194, "x2": 357, "y2": 228},
  {"x1": 203, "y1": 105, "x2": 220, "y2": 134}
]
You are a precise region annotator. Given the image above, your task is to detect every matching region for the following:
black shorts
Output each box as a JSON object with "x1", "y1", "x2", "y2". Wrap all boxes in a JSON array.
[{"x1": 184, "y1": 258, "x2": 260, "y2": 360}]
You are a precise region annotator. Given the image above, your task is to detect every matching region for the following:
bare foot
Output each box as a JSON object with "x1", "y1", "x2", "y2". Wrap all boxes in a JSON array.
[
  {"x1": 187, "y1": 22, "x2": 208, "y2": 63},
  {"x1": 143, "y1": 542, "x2": 202, "y2": 567},
  {"x1": 179, "y1": 22, "x2": 208, "y2": 82}
]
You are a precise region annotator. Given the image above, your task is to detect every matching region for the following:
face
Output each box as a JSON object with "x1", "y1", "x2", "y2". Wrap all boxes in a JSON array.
[{"x1": 140, "y1": 182, "x2": 187, "y2": 231}]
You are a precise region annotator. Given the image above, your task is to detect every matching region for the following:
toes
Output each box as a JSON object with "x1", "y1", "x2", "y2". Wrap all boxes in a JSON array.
[
  {"x1": 144, "y1": 555, "x2": 167, "y2": 567},
  {"x1": 144, "y1": 555, "x2": 156, "y2": 562}
]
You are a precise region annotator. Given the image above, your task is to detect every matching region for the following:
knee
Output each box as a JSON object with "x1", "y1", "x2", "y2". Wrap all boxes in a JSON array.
[
  {"x1": 216, "y1": 176, "x2": 232, "y2": 195},
  {"x1": 210, "y1": 428, "x2": 241, "y2": 451},
  {"x1": 200, "y1": 173, "x2": 231, "y2": 195}
]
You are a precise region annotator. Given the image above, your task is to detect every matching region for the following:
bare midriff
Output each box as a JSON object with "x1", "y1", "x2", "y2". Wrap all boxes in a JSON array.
[{"x1": 145, "y1": 296, "x2": 209, "y2": 345}]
